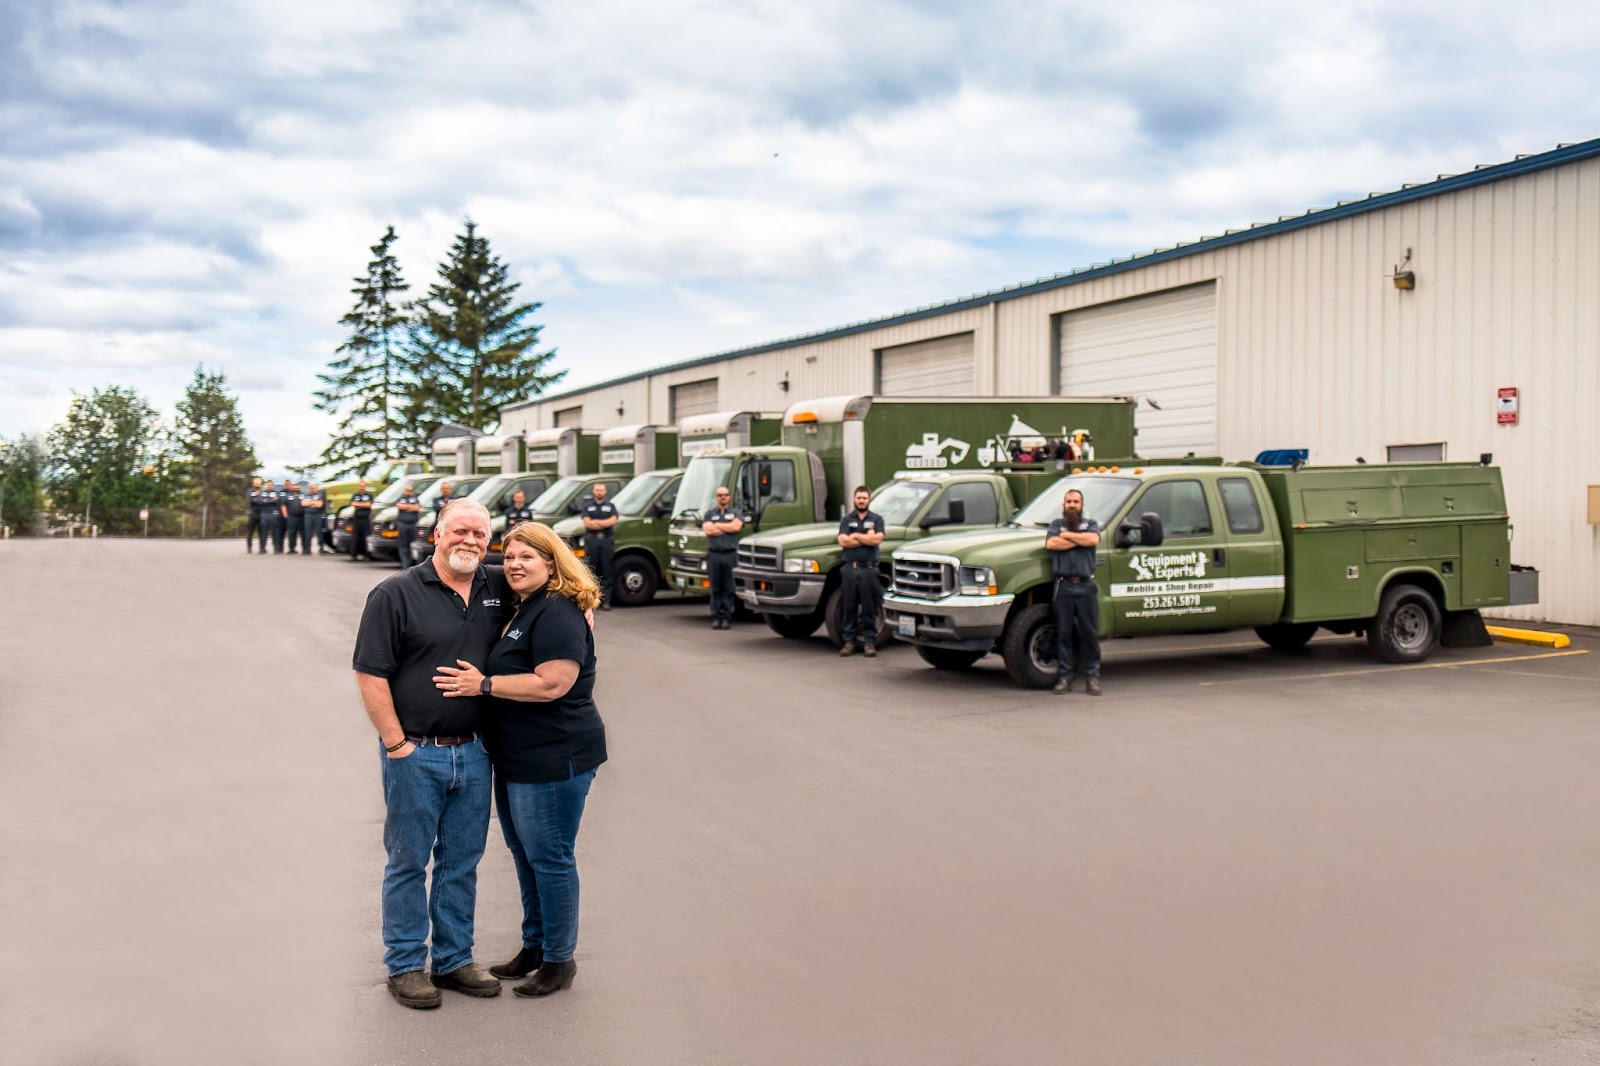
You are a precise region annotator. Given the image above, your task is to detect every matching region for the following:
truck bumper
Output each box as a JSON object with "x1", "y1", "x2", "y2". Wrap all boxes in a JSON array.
[
  {"x1": 732, "y1": 568, "x2": 826, "y2": 614},
  {"x1": 368, "y1": 534, "x2": 399, "y2": 560},
  {"x1": 882, "y1": 591, "x2": 1015, "y2": 652},
  {"x1": 669, "y1": 553, "x2": 710, "y2": 595}
]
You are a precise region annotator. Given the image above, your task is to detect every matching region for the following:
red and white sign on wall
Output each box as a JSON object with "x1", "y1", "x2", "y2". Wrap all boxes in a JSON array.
[{"x1": 1496, "y1": 387, "x2": 1519, "y2": 426}]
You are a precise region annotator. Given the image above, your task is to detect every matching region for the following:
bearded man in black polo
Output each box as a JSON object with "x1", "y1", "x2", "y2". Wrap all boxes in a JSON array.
[{"x1": 352, "y1": 498, "x2": 508, "y2": 1009}]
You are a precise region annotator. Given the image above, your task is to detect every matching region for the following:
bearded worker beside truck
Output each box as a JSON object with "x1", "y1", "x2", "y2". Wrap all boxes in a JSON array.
[
  {"x1": 1046, "y1": 488, "x2": 1102, "y2": 696},
  {"x1": 837, "y1": 486, "x2": 886, "y2": 658}
]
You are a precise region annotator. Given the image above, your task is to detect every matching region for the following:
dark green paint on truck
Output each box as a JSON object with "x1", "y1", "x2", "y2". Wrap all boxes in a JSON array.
[{"x1": 883, "y1": 461, "x2": 1540, "y2": 687}]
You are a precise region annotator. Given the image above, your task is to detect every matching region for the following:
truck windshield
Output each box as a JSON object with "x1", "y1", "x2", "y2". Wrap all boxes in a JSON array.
[
  {"x1": 613, "y1": 473, "x2": 672, "y2": 516},
  {"x1": 467, "y1": 475, "x2": 514, "y2": 505},
  {"x1": 374, "y1": 476, "x2": 436, "y2": 506},
  {"x1": 1012, "y1": 476, "x2": 1139, "y2": 528},
  {"x1": 364, "y1": 458, "x2": 395, "y2": 482},
  {"x1": 530, "y1": 477, "x2": 584, "y2": 513},
  {"x1": 868, "y1": 480, "x2": 937, "y2": 526},
  {"x1": 675, "y1": 456, "x2": 734, "y2": 518},
  {"x1": 422, "y1": 477, "x2": 486, "y2": 507}
]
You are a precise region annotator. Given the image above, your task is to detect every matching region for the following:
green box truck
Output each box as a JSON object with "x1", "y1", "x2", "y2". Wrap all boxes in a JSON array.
[
  {"x1": 667, "y1": 395, "x2": 1138, "y2": 608},
  {"x1": 414, "y1": 427, "x2": 596, "y2": 562},
  {"x1": 882, "y1": 460, "x2": 1540, "y2": 687},
  {"x1": 550, "y1": 425, "x2": 686, "y2": 606}
]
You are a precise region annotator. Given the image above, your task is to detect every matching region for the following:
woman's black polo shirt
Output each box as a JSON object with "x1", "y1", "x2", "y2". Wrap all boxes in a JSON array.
[
  {"x1": 352, "y1": 563, "x2": 508, "y2": 737},
  {"x1": 481, "y1": 590, "x2": 607, "y2": 784}
]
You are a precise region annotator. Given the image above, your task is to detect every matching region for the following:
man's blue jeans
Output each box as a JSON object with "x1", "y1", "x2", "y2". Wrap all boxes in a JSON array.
[
  {"x1": 380, "y1": 739, "x2": 491, "y2": 976},
  {"x1": 494, "y1": 769, "x2": 596, "y2": 963}
]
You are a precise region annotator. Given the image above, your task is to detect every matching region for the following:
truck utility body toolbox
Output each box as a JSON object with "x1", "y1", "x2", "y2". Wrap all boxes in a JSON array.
[{"x1": 883, "y1": 460, "x2": 1537, "y2": 687}]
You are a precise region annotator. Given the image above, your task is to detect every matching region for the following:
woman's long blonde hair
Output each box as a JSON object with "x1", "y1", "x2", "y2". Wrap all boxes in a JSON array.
[{"x1": 503, "y1": 522, "x2": 601, "y2": 611}]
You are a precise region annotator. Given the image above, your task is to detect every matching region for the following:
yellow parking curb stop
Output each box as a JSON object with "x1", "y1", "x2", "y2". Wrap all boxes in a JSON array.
[{"x1": 1486, "y1": 626, "x2": 1571, "y2": 649}]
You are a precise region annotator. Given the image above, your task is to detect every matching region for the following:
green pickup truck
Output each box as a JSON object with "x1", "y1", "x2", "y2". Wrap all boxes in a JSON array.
[
  {"x1": 883, "y1": 460, "x2": 1539, "y2": 687},
  {"x1": 733, "y1": 469, "x2": 1061, "y2": 646}
]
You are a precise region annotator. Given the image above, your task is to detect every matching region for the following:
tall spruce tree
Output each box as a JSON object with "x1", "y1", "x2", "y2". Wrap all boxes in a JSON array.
[
  {"x1": 47, "y1": 386, "x2": 171, "y2": 534},
  {"x1": 172, "y1": 365, "x2": 259, "y2": 536},
  {"x1": 403, "y1": 219, "x2": 563, "y2": 440},
  {"x1": 316, "y1": 225, "x2": 411, "y2": 476}
]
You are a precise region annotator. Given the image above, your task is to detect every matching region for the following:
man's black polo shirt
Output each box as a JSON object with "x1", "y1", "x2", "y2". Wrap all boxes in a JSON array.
[
  {"x1": 581, "y1": 498, "x2": 617, "y2": 537},
  {"x1": 352, "y1": 562, "x2": 509, "y2": 737}
]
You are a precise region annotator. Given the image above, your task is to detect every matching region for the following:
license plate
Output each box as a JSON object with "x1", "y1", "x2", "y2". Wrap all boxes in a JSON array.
[
  {"x1": 897, "y1": 616, "x2": 916, "y2": 638},
  {"x1": 738, "y1": 590, "x2": 757, "y2": 604},
  {"x1": 676, "y1": 577, "x2": 687, "y2": 589}
]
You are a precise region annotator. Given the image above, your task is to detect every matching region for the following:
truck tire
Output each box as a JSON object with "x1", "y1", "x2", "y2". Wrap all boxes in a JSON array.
[
  {"x1": 611, "y1": 556, "x2": 658, "y2": 607},
  {"x1": 823, "y1": 585, "x2": 891, "y2": 649},
  {"x1": 999, "y1": 603, "x2": 1058, "y2": 689},
  {"x1": 765, "y1": 611, "x2": 823, "y2": 640},
  {"x1": 1367, "y1": 584, "x2": 1442, "y2": 663},
  {"x1": 915, "y1": 645, "x2": 986, "y2": 671},
  {"x1": 1254, "y1": 622, "x2": 1319, "y2": 653}
]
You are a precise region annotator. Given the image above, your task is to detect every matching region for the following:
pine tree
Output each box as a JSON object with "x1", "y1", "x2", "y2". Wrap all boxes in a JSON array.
[
  {"x1": 403, "y1": 219, "x2": 563, "y2": 438},
  {"x1": 47, "y1": 386, "x2": 171, "y2": 534},
  {"x1": 316, "y1": 225, "x2": 411, "y2": 476},
  {"x1": 172, "y1": 365, "x2": 259, "y2": 536}
]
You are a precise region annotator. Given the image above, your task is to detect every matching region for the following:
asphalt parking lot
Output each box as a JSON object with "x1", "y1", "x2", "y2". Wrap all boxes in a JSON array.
[{"x1": 3, "y1": 539, "x2": 1599, "y2": 1065}]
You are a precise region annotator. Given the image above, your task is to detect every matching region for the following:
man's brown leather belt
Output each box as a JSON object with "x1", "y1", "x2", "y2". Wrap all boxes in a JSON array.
[{"x1": 405, "y1": 734, "x2": 476, "y2": 747}]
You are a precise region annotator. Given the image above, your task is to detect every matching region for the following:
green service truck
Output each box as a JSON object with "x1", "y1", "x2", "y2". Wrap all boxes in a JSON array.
[
  {"x1": 667, "y1": 394, "x2": 1137, "y2": 604},
  {"x1": 429, "y1": 433, "x2": 481, "y2": 477},
  {"x1": 662, "y1": 410, "x2": 786, "y2": 594},
  {"x1": 728, "y1": 395, "x2": 1137, "y2": 647},
  {"x1": 414, "y1": 427, "x2": 597, "y2": 561},
  {"x1": 324, "y1": 456, "x2": 430, "y2": 544},
  {"x1": 882, "y1": 460, "x2": 1540, "y2": 687},
  {"x1": 550, "y1": 424, "x2": 684, "y2": 606},
  {"x1": 473, "y1": 432, "x2": 529, "y2": 476}
]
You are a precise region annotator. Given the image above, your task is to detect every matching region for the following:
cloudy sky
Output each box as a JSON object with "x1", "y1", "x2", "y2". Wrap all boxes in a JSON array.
[{"x1": 3, "y1": 0, "x2": 1596, "y2": 473}]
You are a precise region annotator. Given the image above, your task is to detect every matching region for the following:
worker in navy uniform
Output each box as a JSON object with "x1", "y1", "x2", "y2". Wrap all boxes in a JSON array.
[
  {"x1": 280, "y1": 480, "x2": 305, "y2": 553},
  {"x1": 262, "y1": 479, "x2": 283, "y2": 554},
  {"x1": 580, "y1": 482, "x2": 618, "y2": 610},
  {"x1": 395, "y1": 481, "x2": 422, "y2": 569},
  {"x1": 503, "y1": 489, "x2": 533, "y2": 532},
  {"x1": 349, "y1": 480, "x2": 375, "y2": 561},
  {"x1": 836, "y1": 485, "x2": 886, "y2": 657},
  {"x1": 303, "y1": 482, "x2": 327, "y2": 555},
  {"x1": 433, "y1": 480, "x2": 456, "y2": 517},
  {"x1": 1046, "y1": 487, "x2": 1102, "y2": 696},
  {"x1": 701, "y1": 487, "x2": 746, "y2": 630},
  {"x1": 246, "y1": 476, "x2": 264, "y2": 553}
]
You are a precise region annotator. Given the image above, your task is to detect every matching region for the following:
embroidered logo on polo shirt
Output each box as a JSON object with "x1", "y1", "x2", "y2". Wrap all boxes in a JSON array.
[
  {"x1": 507, "y1": 629, "x2": 522, "y2": 640},
  {"x1": 482, "y1": 598, "x2": 501, "y2": 608}
]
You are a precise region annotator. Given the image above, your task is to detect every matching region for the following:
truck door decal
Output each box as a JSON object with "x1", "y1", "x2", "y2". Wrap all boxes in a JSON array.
[{"x1": 1112, "y1": 550, "x2": 1283, "y2": 620}]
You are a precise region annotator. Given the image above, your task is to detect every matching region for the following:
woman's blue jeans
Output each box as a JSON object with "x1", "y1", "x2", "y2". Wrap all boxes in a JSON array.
[{"x1": 494, "y1": 768, "x2": 596, "y2": 963}]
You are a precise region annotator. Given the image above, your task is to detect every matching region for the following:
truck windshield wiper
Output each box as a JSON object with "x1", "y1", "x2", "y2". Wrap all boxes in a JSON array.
[{"x1": 676, "y1": 508, "x2": 701, "y2": 521}]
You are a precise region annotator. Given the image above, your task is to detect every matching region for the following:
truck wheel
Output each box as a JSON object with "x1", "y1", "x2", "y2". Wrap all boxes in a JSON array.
[
  {"x1": 999, "y1": 603, "x2": 1058, "y2": 689},
  {"x1": 1254, "y1": 622, "x2": 1319, "y2": 653},
  {"x1": 1367, "y1": 584, "x2": 1442, "y2": 663},
  {"x1": 915, "y1": 645, "x2": 986, "y2": 671},
  {"x1": 823, "y1": 586, "x2": 892, "y2": 649},
  {"x1": 765, "y1": 611, "x2": 823, "y2": 640},
  {"x1": 611, "y1": 557, "x2": 658, "y2": 607}
]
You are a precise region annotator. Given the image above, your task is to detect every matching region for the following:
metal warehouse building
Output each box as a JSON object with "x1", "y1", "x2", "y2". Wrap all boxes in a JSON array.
[{"x1": 502, "y1": 138, "x2": 1600, "y2": 626}]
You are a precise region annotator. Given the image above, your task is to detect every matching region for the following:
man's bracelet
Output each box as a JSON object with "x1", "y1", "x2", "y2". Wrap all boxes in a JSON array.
[{"x1": 385, "y1": 738, "x2": 409, "y2": 753}]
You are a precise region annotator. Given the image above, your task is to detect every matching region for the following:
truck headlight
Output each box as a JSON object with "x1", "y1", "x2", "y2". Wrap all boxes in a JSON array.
[
  {"x1": 958, "y1": 566, "x2": 998, "y2": 595},
  {"x1": 783, "y1": 558, "x2": 820, "y2": 574}
]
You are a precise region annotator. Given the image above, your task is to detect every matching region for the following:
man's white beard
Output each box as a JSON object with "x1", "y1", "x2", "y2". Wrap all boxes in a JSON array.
[{"x1": 446, "y1": 548, "x2": 482, "y2": 575}]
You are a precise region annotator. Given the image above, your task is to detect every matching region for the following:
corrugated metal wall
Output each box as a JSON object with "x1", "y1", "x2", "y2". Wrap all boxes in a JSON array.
[{"x1": 500, "y1": 158, "x2": 1600, "y2": 624}]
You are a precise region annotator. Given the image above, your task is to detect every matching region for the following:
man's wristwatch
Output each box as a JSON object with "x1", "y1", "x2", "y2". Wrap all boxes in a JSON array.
[{"x1": 480, "y1": 676, "x2": 493, "y2": 696}]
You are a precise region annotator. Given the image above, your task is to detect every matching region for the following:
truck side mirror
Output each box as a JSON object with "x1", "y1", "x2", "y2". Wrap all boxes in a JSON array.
[
  {"x1": 757, "y1": 462, "x2": 773, "y2": 497},
  {"x1": 1115, "y1": 522, "x2": 1142, "y2": 548},
  {"x1": 922, "y1": 498, "x2": 967, "y2": 528},
  {"x1": 946, "y1": 498, "x2": 966, "y2": 525},
  {"x1": 1139, "y1": 512, "x2": 1165, "y2": 547},
  {"x1": 653, "y1": 498, "x2": 672, "y2": 517},
  {"x1": 568, "y1": 498, "x2": 586, "y2": 515}
]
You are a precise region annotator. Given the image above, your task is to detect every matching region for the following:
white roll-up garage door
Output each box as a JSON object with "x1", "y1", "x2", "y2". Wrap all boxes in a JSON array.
[
  {"x1": 1056, "y1": 283, "x2": 1217, "y2": 458},
  {"x1": 670, "y1": 378, "x2": 719, "y2": 421},
  {"x1": 877, "y1": 333, "x2": 976, "y2": 396}
]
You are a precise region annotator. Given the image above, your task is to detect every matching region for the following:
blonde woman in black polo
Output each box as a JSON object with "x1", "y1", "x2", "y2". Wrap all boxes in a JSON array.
[{"x1": 435, "y1": 521, "x2": 604, "y2": 998}]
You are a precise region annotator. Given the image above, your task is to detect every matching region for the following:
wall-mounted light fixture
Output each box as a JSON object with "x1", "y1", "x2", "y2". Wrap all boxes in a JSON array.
[
  {"x1": 616, "y1": 402, "x2": 625, "y2": 418},
  {"x1": 779, "y1": 371, "x2": 791, "y2": 393},
  {"x1": 1391, "y1": 247, "x2": 1416, "y2": 290}
]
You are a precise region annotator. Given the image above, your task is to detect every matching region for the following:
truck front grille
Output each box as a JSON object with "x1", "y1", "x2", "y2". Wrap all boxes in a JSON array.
[
  {"x1": 670, "y1": 553, "x2": 707, "y2": 573},
  {"x1": 738, "y1": 543, "x2": 781, "y2": 571},
  {"x1": 892, "y1": 559, "x2": 955, "y2": 600}
]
